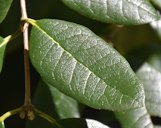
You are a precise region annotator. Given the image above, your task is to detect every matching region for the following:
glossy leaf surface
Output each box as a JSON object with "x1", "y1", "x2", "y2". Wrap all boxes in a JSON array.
[
  {"x1": 137, "y1": 62, "x2": 161, "y2": 117},
  {"x1": 62, "y1": 0, "x2": 160, "y2": 25},
  {"x1": 0, "y1": 36, "x2": 6, "y2": 73},
  {"x1": 115, "y1": 107, "x2": 153, "y2": 128},
  {"x1": 29, "y1": 19, "x2": 144, "y2": 111},
  {"x1": 0, "y1": 0, "x2": 13, "y2": 23}
]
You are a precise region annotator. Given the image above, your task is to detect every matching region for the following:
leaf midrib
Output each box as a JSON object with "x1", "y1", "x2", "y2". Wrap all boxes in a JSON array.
[
  {"x1": 72, "y1": 0, "x2": 158, "y2": 18},
  {"x1": 30, "y1": 20, "x2": 140, "y2": 102}
]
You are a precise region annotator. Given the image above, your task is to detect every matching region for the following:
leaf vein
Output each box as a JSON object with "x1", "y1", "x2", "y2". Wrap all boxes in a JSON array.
[{"x1": 33, "y1": 21, "x2": 140, "y2": 104}]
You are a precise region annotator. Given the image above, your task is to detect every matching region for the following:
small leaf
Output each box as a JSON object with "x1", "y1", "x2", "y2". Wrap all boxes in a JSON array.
[
  {"x1": 137, "y1": 63, "x2": 161, "y2": 117},
  {"x1": 28, "y1": 19, "x2": 145, "y2": 111},
  {"x1": 0, "y1": 0, "x2": 13, "y2": 23},
  {"x1": 0, "y1": 121, "x2": 5, "y2": 128},
  {"x1": 115, "y1": 107, "x2": 153, "y2": 128},
  {"x1": 0, "y1": 36, "x2": 7, "y2": 73},
  {"x1": 62, "y1": 0, "x2": 160, "y2": 25}
]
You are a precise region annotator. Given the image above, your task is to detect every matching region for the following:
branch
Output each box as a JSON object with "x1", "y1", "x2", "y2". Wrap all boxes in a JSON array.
[
  {"x1": 34, "y1": 108, "x2": 62, "y2": 128},
  {"x1": 0, "y1": 27, "x2": 21, "y2": 48},
  {"x1": 20, "y1": 0, "x2": 31, "y2": 106},
  {"x1": 0, "y1": 107, "x2": 22, "y2": 122}
]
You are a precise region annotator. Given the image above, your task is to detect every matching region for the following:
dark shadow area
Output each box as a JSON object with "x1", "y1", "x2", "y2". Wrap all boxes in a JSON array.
[
  {"x1": 126, "y1": 44, "x2": 161, "y2": 72},
  {"x1": 26, "y1": 80, "x2": 59, "y2": 128},
  {"x1": 81, "y1": 106, "x2": 121, "y2": 128},
  {"x1": 151, "y1": 116, "x2": 161, "y2": 125}
]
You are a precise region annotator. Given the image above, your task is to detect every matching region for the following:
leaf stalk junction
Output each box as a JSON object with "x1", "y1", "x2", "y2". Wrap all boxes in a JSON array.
[{"x1": 0, "y1": 0, "x2": 61, "y2": 127}]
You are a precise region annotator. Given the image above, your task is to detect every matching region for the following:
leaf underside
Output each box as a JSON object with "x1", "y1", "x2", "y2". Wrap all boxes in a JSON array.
[
  {"x1": 137, "y1": 63, "x2": 161, "y2": 117},
  {"x1": 0, "y1": 0, "x2": 13, "y2": 23},
  {"x1": 29, "y1": 19, "x2": 144, "y2": 111},
  {"x1": 115, "y1": 107, "x2": 153, "y2": 128},
  {"x1": 0, "y1": 36, "x2": 6, "y2": 73},
  {"x1": 62, "y1": 0, "x2": 160, "y2": 25}
]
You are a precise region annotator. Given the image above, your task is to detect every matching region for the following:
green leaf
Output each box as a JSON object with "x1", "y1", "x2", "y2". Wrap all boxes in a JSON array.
[
  {"x1": 0, "y1": 121, "x2": 5, "y2": 128},
  {"x1": 137, "y1": 63, "x2": 161, "y2": 117},
  {"x1": 47, "y1": 83, "x2": 80, "y2": 119},
  {"x1": 128, "y1": 44, "x2": 161, "y2": 117},
  {"x1": 28, "y1": 19, "x2": 145, "y2": 111},
  {"x1": 0, "y1": 36, "x2": 6, "y2": 73},
  {"x1": 26, "y1": 80, "x2": 80, "y2": 128},
  {"x1": 115, "y1": 107, "x2": 153, "y2": 128},
  {"x1": 36, "y1": 80, "x2": 80, "y2": 119},
  {"x1": 62, "y1": 0, "x2": 160, "y2": 25},
  {"x1": 0, "y1": 0, "x2": 13, "y2": 23}
]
